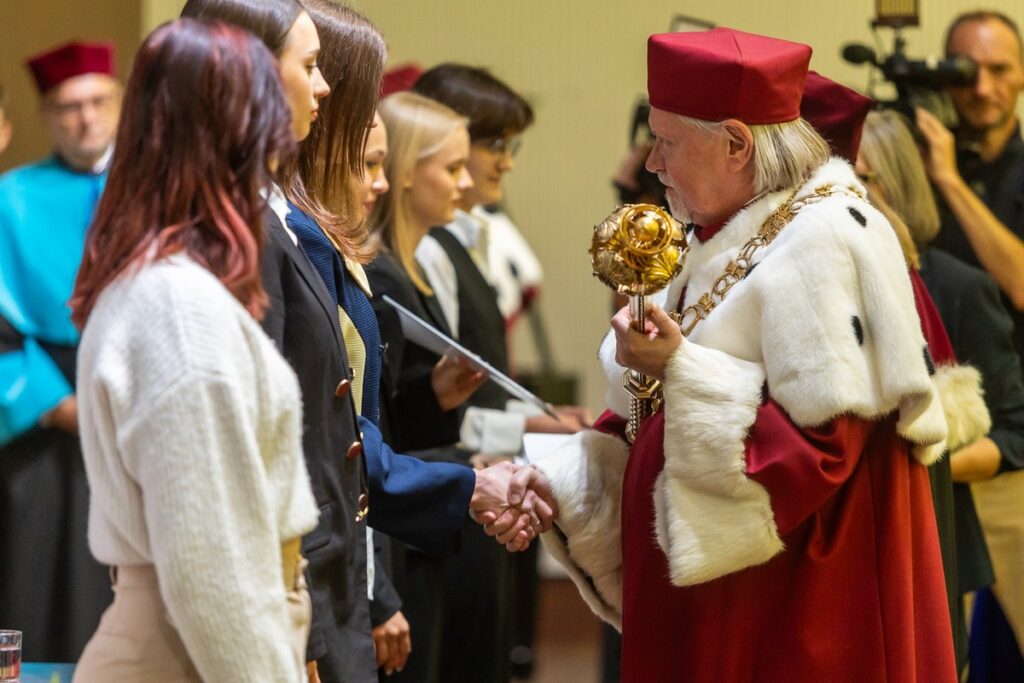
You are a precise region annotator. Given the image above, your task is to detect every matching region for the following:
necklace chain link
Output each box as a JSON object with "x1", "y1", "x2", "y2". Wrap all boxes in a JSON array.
[{"x1": 671, "y1": 184, "x2": 864, "y2": 336}]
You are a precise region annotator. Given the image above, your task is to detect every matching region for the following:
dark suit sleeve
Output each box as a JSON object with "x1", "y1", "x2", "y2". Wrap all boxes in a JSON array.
[
  {"x1": 955, "y1": 273, "x2": 1024, "y2": 472},
  {"x1": 304, "y1": 563, "x2": 329, "y2": 662},
  {"x1": 405, "y1": 444, "x2": 473, "y2": 465},
  {"x1": 362, "y1": 415, "x2": 474, "y2": 554},
  {"x1": 369, "y1": 532, "x2": 402, "y2": 627}
]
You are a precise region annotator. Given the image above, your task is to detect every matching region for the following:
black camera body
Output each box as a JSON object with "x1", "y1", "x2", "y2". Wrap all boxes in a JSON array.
[{"x1": 843, "y1": 35, "x2": 977, "y2": 130}]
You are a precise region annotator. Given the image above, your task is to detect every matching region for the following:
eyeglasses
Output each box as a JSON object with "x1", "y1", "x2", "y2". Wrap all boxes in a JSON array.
[{"x1": 474, "y1": 136, "x2": 522, "y2": 158}]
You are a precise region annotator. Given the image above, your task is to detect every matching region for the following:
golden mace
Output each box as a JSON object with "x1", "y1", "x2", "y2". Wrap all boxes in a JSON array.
[{"x1": 590, "y1": 204, "x2": 686, "y2": 443}]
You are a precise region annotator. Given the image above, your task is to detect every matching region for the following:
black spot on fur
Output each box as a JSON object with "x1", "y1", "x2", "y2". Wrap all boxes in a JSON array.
[
  {"x1": 923, "y1": 346, "x2": 936, "y2": 376},
  {"x1": 743, "y1": 262, "x2": 759, "y2": 280},
  {"x1": 852, "y1": 316, "x2": 864, "y2": 345},
  {"x1": 848, "y1": 206, "x2": 867, "y2": 227}
]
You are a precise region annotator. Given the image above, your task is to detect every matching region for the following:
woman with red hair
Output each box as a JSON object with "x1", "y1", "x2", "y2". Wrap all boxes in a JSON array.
[{"x1": 70, "y1": 18, "x2": 316, "y2": 682}]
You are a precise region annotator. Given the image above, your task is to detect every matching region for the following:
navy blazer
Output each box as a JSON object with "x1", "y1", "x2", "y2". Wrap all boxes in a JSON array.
[{"x1": 284, "y1": 208, "x2": 474, "y2": 548}]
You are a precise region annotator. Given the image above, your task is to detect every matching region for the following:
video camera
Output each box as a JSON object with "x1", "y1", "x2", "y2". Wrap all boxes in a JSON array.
[{"x1": 842, "y1": 0, "x2": 976, "y2": 129}]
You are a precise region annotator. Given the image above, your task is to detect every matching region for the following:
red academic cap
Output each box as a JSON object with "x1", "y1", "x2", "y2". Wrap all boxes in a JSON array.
[
  {"x1": 800, "y1": 71, "x2": 875, "y2": 163},
  {"x1": 648, "y1": 28, "x2": 812, "y2": 125},
  {"x1": 381, "y1": 63, "x2": 423, "y2": 97},
  {"x1": 26, "y1": 41, "x2": 115, "y2": 95}
]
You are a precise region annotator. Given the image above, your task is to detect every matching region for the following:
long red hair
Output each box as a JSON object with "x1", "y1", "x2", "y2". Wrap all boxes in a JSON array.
[{"x1": 70, "y1": 18, "x2": 295, "y2": 327}]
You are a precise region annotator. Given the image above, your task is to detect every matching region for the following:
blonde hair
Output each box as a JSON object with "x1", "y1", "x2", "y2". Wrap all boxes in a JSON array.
[
  {"x1": 869, "y1": 193, "x2": 922, "y2": 270},
  {"x1": 859, "y1": 110, "x2": 941, "y2": 248},
  {"x1": 371, "y1": 92, "x2": 468, "y2": 294},
  {"x1": 679, "y1": 115, "x2": 831, "y2": 194}
]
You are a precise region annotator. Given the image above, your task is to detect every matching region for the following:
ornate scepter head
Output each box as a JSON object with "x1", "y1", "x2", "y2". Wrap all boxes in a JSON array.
[
  {"x1": 590, "y1": 204, "x2": 686, "y2": 296},
  {"x1": 590, "y1": 203, "x2": 687, "y2": 443}
]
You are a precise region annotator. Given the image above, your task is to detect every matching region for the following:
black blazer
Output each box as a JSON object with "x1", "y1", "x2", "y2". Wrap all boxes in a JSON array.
[
  {"x1": 429, "y1": 227, "x2": 509, "y2": 410},
  {"x1": 259, "y1": 209, "x2": 377, "y2": 682},
  {"x1": 920, "y1": 247, "x2": 1024, "y2": 474},
  {"x1": 365, "y1": 251, "x2": 462, "y2": 454},
  {"x1": 918, "y1": 246, "x2": 1024, "y2": 596}
]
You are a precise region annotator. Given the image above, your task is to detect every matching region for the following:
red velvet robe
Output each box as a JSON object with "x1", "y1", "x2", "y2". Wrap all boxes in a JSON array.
[{"x1": 596, "y1": 269, "x2": 957, "y2": 682}]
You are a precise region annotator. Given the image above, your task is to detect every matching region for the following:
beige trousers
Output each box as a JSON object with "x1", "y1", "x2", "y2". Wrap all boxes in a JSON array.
[{"x1": 73, "y1": 560, "x2": 311, "y2": 682}]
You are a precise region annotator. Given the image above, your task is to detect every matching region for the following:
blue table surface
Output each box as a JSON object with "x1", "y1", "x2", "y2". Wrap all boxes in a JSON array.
[{"x1": 18, "y1": 662, "x2": 75, "y2": 682}]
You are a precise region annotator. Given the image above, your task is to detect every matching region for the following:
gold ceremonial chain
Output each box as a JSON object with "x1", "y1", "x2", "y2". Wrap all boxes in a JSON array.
[{"x1": 672, "y1": 183, "x2": 865, "y2": 337}]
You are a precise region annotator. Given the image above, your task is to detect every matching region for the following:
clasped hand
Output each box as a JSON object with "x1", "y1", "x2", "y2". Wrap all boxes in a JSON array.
[
  {"x1": 469, "y1": 460, "x2": 557, "y2": 552},
  {"x1": 611, "y1": 303, "x2": 682, "y2": 381}
]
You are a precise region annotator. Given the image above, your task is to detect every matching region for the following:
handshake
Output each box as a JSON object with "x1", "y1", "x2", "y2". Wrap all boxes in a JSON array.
[{"x1": 468, "y1": 461, "x2": 557, "y2": 552}]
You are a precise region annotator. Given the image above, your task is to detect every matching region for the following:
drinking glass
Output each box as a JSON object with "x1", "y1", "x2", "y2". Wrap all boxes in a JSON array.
[{"x1": 0, "y1": 630, "x2": 20, "y2": 683}]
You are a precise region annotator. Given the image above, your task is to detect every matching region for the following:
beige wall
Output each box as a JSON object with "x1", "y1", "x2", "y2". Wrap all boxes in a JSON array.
[
  {"x1": 25, "y1": 0, "x2": 1024, "y2": 412},
  {"x1": 347, "y1": 0, "x2": 1024, "y2": 413},
  {"x1": 0, "y1": 0, "x2": 140, "y2": 171},
  {"x1": 141, "y1": 0, "x2": 186, "y2": 36}
]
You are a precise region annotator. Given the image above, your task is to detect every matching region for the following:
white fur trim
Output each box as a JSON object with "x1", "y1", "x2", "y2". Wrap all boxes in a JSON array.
[
  {"x1": 584, "y1": 158, "x2": 951, "y2": 598},
  {"x1": 656, "y1": 338, "x2": 782, "y2": 585},
  {"x1": 933, "y1": 363, "x2": 991, "y2": 453},
  {"x1": 535, "y1": 430, "x2": 628, "y2": 628},
  {"x1": 678, "y1": 158, "x2": 945, "y2": 457}
]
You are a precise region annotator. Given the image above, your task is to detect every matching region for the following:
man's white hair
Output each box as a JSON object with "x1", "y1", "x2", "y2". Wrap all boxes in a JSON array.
[{"x1": 678, "y1": 115, "x2": 832, "y2": 195}]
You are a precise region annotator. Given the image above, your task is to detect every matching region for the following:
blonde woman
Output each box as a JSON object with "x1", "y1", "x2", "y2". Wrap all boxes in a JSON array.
[
  {"x1": 366, "y1": 93, "x2": 477, "y2": 452},
  {"x1": 370, "y1": 93, "x2": 472, "y2": 296},
  {"x1": 365, "y1": 92, "x2": 522, "y2": 683},
  {"x1": 859, "y1": 108, "x2": 1024, "y2": 674}
]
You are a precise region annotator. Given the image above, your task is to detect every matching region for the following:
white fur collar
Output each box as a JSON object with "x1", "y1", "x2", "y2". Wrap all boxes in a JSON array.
[{"x1": 604, "y1": 157, "x2": 947, "y2": 461}]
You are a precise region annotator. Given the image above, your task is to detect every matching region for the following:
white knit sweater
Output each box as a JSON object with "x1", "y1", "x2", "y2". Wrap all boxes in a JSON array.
[{"x1": 76, "y1": 253, "x2": 318, "y2": 682}]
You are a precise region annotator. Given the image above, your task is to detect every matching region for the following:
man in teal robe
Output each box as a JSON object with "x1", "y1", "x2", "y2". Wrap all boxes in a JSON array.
[{"x1": 0, "y1": 40, "x2": 121, "y2": 663}]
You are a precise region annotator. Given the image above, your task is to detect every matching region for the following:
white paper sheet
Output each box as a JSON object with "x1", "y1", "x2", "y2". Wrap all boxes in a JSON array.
[
  {"x1": 522, "y1": 433, "x2": 574, "y2": 464},
  {"x1": 383, "y1": 294, "x2": 558, "y2": 419}
]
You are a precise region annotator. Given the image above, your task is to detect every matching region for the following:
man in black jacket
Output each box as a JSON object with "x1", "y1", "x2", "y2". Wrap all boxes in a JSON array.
[{"x1": 917, "y1": 11, "x2": 1024, "y2": 359}]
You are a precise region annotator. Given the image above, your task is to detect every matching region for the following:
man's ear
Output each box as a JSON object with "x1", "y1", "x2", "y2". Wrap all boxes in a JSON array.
[{"x1": 721, "y1": 119, "x2": 754, "y2": 171}]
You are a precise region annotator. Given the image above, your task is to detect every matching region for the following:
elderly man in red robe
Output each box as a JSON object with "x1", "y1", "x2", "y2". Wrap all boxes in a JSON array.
[{"x1": 519, "y1": 28, "x2": 961, "y2": 682}]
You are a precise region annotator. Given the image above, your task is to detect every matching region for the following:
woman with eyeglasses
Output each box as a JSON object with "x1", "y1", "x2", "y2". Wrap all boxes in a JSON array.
[
  {"x1": 410, "y1": 64, "x2": 593, "y2": 682},
  {"x1": 364, "y1": 87, "x2": 555, "y2": 683},
  {"x1": 69, "y1": 19, "x2": 316, "y2": 681},
  {"x1": 411, "y1": 64, "x2": 540, "y2": 334},
  {"x1": 858, "y1": 108, "x2": 1024, "y2": 677}
]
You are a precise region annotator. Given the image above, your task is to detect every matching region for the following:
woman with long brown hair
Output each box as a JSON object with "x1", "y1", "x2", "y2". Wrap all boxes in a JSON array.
[
  {"x1": 70, "y1": 18, "x2": 315, "y2": 682},
  {"x1": 287, "y1": 4, "x2": 553, "y2": 679}
]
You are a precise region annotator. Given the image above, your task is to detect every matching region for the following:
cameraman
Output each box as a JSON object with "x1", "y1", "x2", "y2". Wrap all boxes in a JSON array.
[
  {"x1": 917, "y1": 11, "x2": 1024, "y2": 676},
  {"x1": 917, "y1": 11, "x2": 1024, "y2": 330}
]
